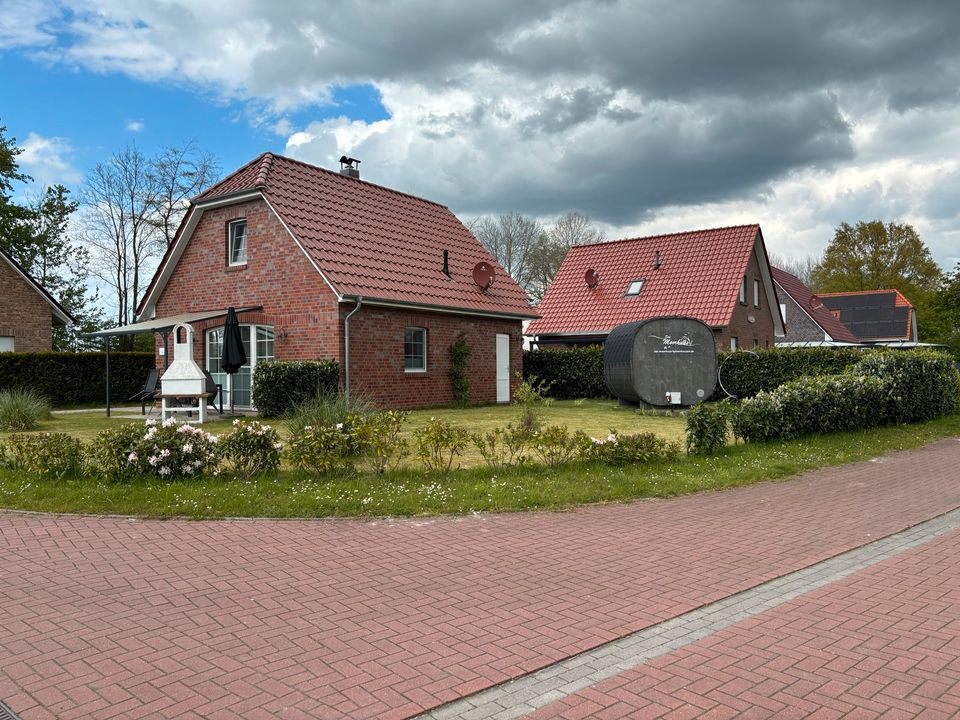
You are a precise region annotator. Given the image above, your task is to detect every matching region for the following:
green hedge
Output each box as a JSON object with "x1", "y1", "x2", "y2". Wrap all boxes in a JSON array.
[
  {"x1": 715, "y1": 347, "x2": 864, "y2": 399},
  {"x1": 0, "y1": 352, "x2": 154, "y2": 406},
  {"x1": 252, "y1": 360, "x2": 340, "y2": 418},
  {"x1": 523, "y1": 347, "x2": 610, "y2": 399},
  {"x1": 727, "y1": 350, "x2": 959, "y2": 443}
]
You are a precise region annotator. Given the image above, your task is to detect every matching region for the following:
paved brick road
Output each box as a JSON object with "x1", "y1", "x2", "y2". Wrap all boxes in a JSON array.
[{"x1": 1, "y1": 437, "x2": 959, "y2": 719}]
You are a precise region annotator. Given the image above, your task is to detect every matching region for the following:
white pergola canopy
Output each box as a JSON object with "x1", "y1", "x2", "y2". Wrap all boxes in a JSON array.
[{"x1": 86, "y1": 307, "x2": 263, "y2": 337}]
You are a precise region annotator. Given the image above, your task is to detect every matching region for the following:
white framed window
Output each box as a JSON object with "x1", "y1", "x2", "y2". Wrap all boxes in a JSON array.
[
  {"x1": 0, "y1": 336, "x2": 14, "y2": 352},
  {"x1": 753, "y1": 278, "x2": 761, "y2": 308},
  {"x1": 404, "y1": 327, "x2": 427, "y2": 372},
  {"x1": 624, "y1": 279, "x2": 645, "y2": 296},
  {"x1": 730, "y1": 337, "x2": 738, "y2": 351},
  {"x1": 779, "y1": 303, "x2": 787, "y2": 322},
  {"x1": 739, "y1": 277, "x2": 746, "y2": 304},
  {"x1": 228, "y1": 219, "x2": 247, "y2": 266},
  {"x1": 206, "y1": 324, "x2": 274, "y2": 408}
]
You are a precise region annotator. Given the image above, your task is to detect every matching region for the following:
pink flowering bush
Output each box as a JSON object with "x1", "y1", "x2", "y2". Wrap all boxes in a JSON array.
[
  {"x1": 217, "y1": 419, "x2": 282, "y2": 477},
  {"x1": 89, "y1": 418, "x2": 219, "y2": 481}
]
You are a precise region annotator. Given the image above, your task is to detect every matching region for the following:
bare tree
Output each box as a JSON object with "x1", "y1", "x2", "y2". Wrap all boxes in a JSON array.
[
  {"x1": 527, "y1": 212, "x2": 605, "y2": 302},
  {"x1": 768, "y1": 252, "x2": 819, "y2": 287},
  {"x1": 150, "y1": 141, "x2": 220, "y2": 247},
  {"x1": 469, "y1": 213, "x2": 545, "y2": 297}
]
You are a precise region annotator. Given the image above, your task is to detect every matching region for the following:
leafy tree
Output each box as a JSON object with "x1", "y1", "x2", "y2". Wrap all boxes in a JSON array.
[
  {"x1": 0, "y1": 123, "x2": 33, "y2": 253},
  {"x1": 768, "y1": 252, "x2": 818, "y2": 287},
  {"x1": 932, "y1": 262, "x2": 960, "y2": 357},
  {"x1": 811, "y1": 221, "x2": 945, "y2": 343}
]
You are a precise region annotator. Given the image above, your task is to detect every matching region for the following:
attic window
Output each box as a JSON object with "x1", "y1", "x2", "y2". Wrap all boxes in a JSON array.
[
  {"x1": 228, "y1": 219, "x2": 247, "y2": 266},
  {"x1": 625, "y1": 279, "x2": 645, "y2": 296}
]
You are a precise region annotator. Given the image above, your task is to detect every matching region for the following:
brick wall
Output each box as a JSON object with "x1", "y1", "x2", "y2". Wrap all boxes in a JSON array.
[
  {"x1": 0, "y1": 259, "x2": 54, "y2": 352},
  {"x1": 342, "y1": 304, "x2": 523, "y2": 408},
  {"x1": 151, "y1": 197, "x2": 524, "y2": 409},
  {"x1": 154, "y1": 198, "x2": 340, "y2": 368},
  {"x1": 714, "y1": 247, "x2": 776, "y2": 351},
  {"x1": 774, "y1": 281, "x2": 826, "y2": 343}
]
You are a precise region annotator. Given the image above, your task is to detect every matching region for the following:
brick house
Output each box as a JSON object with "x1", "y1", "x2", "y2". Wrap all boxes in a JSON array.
[
  {"x1": 526, "y1": 224, "x2": 784, "y2": 351},
  {"x1": 0, "y1": 245, "x2": 74, "y2": 352},
  {"x1": 817, "y1": 289, "x2": 918, "y2": 344},
  {"x1": 771, "y1": 267, "x2": 859, "y2": 345},
  {"x1": 136, "y1": 153, "x2": 537, "y2": 410}
]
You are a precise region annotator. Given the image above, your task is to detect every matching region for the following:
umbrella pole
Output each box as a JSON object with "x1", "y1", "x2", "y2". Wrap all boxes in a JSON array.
[{"x1": 228, "y1": 373, "x2": 233, "y2": 415}]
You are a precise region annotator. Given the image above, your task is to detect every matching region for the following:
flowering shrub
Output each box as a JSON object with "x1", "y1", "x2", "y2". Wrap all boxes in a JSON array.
[
  {"x1": 218, "y1": 419, "x2": 282, "y2": 477},
  {"x1": 286, "y1": 422, "x2": 354, "y2": 474},
  {"x1": 89, "y1": 418, "x2": 219, "y2": 481},
  {"x1": 530, "y1": 425, "x2": 590, "y2": 467},
  {"x1": 353, "y1": 411, "x2": 409, "y2": 475},
  {"x1": 415, "y1": 417, "x2": 470, "y2": 473},
  {"x1": 472, "y1": 424, "x2": 531, "y2": 468},
  {"x1": 586, "y1": 430, "x2": 679, "y2": 465},
  {"x1": 4, "y1": 432, "x2": 84, "y2": 479}
]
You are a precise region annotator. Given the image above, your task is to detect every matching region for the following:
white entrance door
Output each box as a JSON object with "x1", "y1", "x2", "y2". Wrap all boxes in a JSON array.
[{"x1": 496, "y1": 333, "x2": 510, "y2": 403}]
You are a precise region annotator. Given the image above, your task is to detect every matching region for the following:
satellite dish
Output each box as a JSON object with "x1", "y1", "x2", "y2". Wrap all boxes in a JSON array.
[
  {"x1": 472, "y1": 262, "x2": 495, "y2": 291},
  {"x1": 585, "y1": 268, "x2": 600, "y2": 288}
]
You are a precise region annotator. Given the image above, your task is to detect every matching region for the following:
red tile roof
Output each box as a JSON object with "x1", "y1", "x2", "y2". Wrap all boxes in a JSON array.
[
  {"x1": 527, "y1": 224, "x2": 762, "y2": 336},
  {"x1": 192, "y1": 153, "x2": 536, "y2": 318},
  {"x1": 770, "y1": 267, "x2": 859, "y2": 343}
]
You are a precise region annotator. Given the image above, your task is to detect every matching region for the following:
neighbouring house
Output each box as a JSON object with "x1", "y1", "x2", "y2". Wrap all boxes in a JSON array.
[
  {"x1": 134, "y1": 153, "x2": 537, "y2": 410},
  {"x1": 0, "y1": 245, "x2": 74, "y2": 352},
  {"x1": 771, "y1": 267, "x2": 859, "y2": 346},
  {"x1": 817, "y1": 289, "x2": 918, "y2": 344},
  {"x1": 526, "y1": 224, "x2": 784, "y2": 351}
]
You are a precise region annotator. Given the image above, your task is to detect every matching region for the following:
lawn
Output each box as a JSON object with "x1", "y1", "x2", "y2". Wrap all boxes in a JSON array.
[{"x1": 1, "y1": 401, "x2": 958, "y2": 518}]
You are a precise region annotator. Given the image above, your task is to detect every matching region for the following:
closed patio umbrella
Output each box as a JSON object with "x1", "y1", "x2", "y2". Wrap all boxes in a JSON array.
[{"x1": 221, "y1": 307, "x2": 247, "y2": 414}]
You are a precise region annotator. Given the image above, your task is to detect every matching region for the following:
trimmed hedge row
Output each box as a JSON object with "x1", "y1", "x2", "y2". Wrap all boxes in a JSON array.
[
  {"x1": 522, "y1": 347, "x2": 610, "y2": 399},
  {"x1": 252, "y1": 359, "x2": 340, "y2": 418},
  {"x1": 728, "y1": 350, "x2": 959, "y2": 444},
  {"x1": 715, "y1": 346, "x2": 864, "y2": 399},
  {"x1": 0, "y1": 352, "x2": 154, "y2": 406}
]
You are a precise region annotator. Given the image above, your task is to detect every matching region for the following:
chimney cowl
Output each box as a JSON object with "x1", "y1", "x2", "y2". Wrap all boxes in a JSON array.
[{"x1": 339, "y1": 155, "x2": 361, "y2": 179}]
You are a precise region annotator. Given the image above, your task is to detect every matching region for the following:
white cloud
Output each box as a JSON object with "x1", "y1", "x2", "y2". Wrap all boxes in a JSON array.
[
  {"x1": 126, "y1": 119, "x2": 144, "y2": 132},
  {"x1": 18, "y1": 132, "x2": 82, "y2": 187}
]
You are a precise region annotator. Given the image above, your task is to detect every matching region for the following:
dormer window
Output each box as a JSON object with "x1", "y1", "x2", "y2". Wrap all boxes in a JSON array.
[
  {"x1": 625, "y1": 279, "x2": 645, "y2": 296},
  {"x1": 228, "y1": 219, "x2": 247, "y2": 266}
]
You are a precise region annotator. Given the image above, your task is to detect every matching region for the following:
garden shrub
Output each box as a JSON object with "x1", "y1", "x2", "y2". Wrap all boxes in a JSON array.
[
  {"x1": 586, "y1": 430, "x2": 679, "y2": 465},
  {"x1": 685, "y1": 401, "x2": 732, "y2": 455},
  {"x1": 0, "y1": 388, "x2": 51, "y2": 431},
  {"x1": 218, "y1": 420, "x2": 283, "y2": 477},
  {"x1": 513, "y1": 376, "x2": 553, "y2": 432},
  {"x1": 530, "y1": 425, "x2": 591, "y2": 467},
  {"x1": 89, "y1": 418, "x2": 220, "y2": 480},
  {"x1": 0, "y1": 351, "x2": 153, "y2": 406},
  {"x1": 4, "y1": 432, "x2": 84, "y2": 479},
  {"x1": 253, "y1": 360, "x2": 340, "y2": 418},
  {"x1": 523, "y1": 347, "x2": 609, "y2": 399},
  {"x1": 472, "y1": 424, "x2": 531, "y2": 468},
  {"x1": 284, "y1": 390, "x2": 375, "y2": 439},
  {"x1": 353, "y1": 410, "x2": 409, "y2": 475},
  {"x1": 853, "y1": 350, "x2": 959, "y2": 422},
  {"x1": 415, "y1": 417, "x2": 470, "y2": 473},
  {"x1": 286, "y1": 422, "x2": 355, "y2": 474}
]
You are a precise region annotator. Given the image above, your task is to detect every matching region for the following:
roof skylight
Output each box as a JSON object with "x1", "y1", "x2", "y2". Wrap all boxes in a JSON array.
[{"x1": 625, "y1": 279, "x2": 645, "y2": 296}]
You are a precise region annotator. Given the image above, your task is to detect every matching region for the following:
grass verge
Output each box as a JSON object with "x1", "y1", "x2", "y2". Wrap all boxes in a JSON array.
[{"x1": 1, "y1": 413, "x2": 957, "y2": 518}]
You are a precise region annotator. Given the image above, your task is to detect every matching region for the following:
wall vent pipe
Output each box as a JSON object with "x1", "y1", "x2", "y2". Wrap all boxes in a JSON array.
[{"x1": 443, "y1": 249, "x2": 451, "y2": 277}]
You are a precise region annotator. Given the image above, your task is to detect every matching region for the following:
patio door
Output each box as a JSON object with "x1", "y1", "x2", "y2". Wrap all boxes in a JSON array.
[
  {"x1": 207, "y1": 325, "x2": 274, "y2": 408},
  {"x1": 496, "y1": 333, "x2": 510, "y2": 403}
]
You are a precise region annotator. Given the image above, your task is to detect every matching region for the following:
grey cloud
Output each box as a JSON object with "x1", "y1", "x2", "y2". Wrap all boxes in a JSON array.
[{"x1": 521, "y1": 87, "x2": 616, "y2": 136}]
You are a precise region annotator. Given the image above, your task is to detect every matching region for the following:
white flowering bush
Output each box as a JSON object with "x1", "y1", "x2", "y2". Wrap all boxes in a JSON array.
[
  {"x1": 89, "y1": 418, "x2": 219, "y2": 481},
  {"x1": 218, "y1": 419, "x2": 282, "y2": 477}
]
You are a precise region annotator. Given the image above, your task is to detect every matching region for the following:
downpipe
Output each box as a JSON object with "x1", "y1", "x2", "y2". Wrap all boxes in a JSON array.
[{"x1": 343, "y1": 297, "x2": 363, "y2": 407}]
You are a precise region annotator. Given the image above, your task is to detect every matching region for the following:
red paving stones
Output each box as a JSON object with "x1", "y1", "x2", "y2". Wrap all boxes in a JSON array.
[
  {"x1": 1, "y1": 437, "x2": 960, "y2": 719},
  {"x1": 525, "y1": 526, "x2": 960, "y2": 719}
]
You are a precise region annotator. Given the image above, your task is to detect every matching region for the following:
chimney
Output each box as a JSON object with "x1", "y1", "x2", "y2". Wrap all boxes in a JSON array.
[
  {"x1": 442, "y1": 249, "x2": 451, "y2": 277},
  {"x1": 339, "y1": 155, "x2": 360, "y2": 179},
  {"x1": 654, "y1": 249, "x2": 661, "y2": 269}
]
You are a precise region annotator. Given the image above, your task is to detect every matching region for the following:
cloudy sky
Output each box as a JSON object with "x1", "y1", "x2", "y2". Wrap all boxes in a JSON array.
[{"x1": 2, "y1": 0, "x2": 959, "y2": 272}]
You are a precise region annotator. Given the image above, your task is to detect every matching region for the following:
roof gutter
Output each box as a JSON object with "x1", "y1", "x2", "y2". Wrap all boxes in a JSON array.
[
  {"x1": 340, "y1": 295, "x2": 538, "y2": 321},
  {"x1": 343, "y1": 296, "x2": 363, "y2": 408}
]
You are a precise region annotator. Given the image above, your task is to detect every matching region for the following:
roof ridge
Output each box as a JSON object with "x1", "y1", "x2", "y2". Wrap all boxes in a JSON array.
[
  {"x1": 570, "y1": 223, "x2": 760, "y2": 251},
  {"x1": 266, "y1": 153, "x2": 450, "y2": 210},
  {"x1": 192, "y1": 152, "x2": 272, "y2": 201},
  {"x1": 818, "y1": 289, "x2": 901, "y2": 296},
  {"x1": 255, "y1": 152, "x2": 274, "y2": 187}
]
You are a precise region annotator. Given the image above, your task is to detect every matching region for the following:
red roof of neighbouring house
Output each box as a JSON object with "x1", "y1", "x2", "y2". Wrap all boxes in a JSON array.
[
  {"x1": 770, "y1": 267, "x2": 859, "y2": 343},
  {"x1": 140, "y1": 153, "x2": 536, "y2": 319},
  {"x1": 527, "y1": 224, "x2": 770, "y2": 336},
  {"x1": 817, "y1": 289, "x2": 916, "y2": 341}
]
